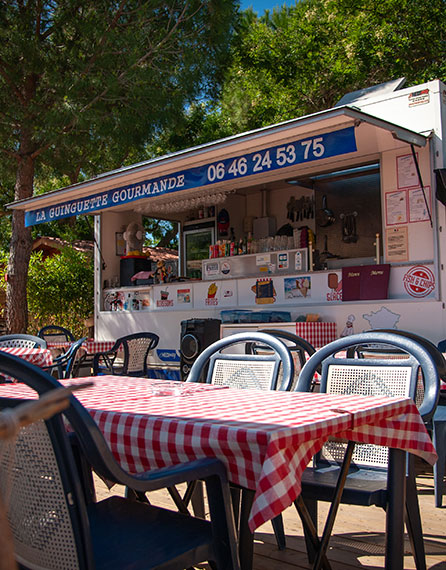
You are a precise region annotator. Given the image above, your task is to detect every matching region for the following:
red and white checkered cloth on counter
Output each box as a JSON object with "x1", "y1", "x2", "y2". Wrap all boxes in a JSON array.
[
  {"x1": 0, "y1": 377, "x2": 436, "y2": 532},
  {"x1": 295, "y1": 322, "x2": 337, "y2": 347},
  {"x1": 46, "y1": 339, "x2": 116, "y2": 354}
]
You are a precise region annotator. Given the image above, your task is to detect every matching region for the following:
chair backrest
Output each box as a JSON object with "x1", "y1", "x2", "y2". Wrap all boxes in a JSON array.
[
  {"x1": 0, "y1": 352, "x2": 168, "y2": 569},
  {"x1": 38, "y1": 325, "x2": 75, "y2": 342},
  {"x1": 116, "y1": 332, "x2": 159, "y2": 376},
  {"x1": 187, "y1": 331, "x2": 294, "y2": 391},
  {"x1": 248, "y1": 328, "x2": 317, "y2": 390},
  {"x1": 296, "y1": 331, "x2": 440, "y2": 469},
  {"x1": 58, "y1": 337, "x2": 87, "y2": 379},
  {"x1": 0, "y1": 333, "x2": 47, "y2": 348},
  {"x1": 0, "y1": 359, "x2": 96, "y2": 568}
]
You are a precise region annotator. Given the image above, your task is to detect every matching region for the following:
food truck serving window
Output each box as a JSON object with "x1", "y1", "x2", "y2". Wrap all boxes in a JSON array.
[{"x1": 307, "y1": 162, "x2": 381, "y2": 269}]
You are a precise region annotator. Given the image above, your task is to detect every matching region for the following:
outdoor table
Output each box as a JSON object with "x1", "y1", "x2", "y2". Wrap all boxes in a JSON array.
[
  {"x1": 0, "y1": 376, "x2": 437, "y2": 570},
  {"x1": 0, "y1": 346, "x2": 53, "y2": 383},
  {"x1": 0, "y1": 346, "x2": 52, "y2": 369},
  {"x1": 46, "y1": 338, "x2": 116, "y2": 354}
]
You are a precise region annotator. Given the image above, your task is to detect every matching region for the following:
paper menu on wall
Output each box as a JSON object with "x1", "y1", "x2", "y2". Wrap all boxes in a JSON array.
[
  {"x1": 385, "y1": 190, "x2": 407, "y2": 225},
  {"x1": 385, "y1": 226, "x2": 409, "y2": 262},
  {"x1": 409, "y1": 186, "x2": 430, "y2": 222},
  {"x1": 397, "y1": 153, "x2": 418, "y2": 189}
]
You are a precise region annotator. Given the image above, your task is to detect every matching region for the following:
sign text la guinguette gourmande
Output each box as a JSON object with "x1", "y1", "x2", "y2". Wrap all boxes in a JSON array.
[{"x1": 26, "y1": 127, "x2": 357, "y2": 227}]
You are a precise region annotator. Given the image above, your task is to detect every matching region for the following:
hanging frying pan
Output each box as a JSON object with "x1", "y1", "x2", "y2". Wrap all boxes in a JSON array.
[{"x1": 316, "y1": 195, "x2": 335, "y2": 227}]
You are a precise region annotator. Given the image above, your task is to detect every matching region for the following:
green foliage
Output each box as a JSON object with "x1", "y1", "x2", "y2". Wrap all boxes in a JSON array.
[
  {"x1": 26, "y1": 249, "x2": 94, "y2": 338},
  {"x1": 220, "y1": 0, "x2": 446, "y2": 131},
  {"x1": 0, "y1": 0, "x2": 239, "y2": 179},
  {"x1": 143, "y1": 218, "x2": 178, "y2": 249}
]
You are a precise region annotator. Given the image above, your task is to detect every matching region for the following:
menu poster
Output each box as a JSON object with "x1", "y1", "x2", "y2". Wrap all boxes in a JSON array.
[
  {"x1": 385, "y1": 226, "x2": 409, "y2": 262},
  {"x1": 385, "y1": 190, "x2": 407, "y2": 225},
  {"x1": 409, "y1": 186, "x2": 431, "y2": 222},
  {"x1": 397, "y1": 153, "x2": 418, "y2": 189}
]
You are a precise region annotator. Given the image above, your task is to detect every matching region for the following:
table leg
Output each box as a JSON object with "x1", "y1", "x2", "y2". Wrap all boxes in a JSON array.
[
  {"x1": 386, "y1": 449, "x2": 406, "y2": 570},
  {"x1": 239, "y1": 489, "x2": 255, "y2": 570}
]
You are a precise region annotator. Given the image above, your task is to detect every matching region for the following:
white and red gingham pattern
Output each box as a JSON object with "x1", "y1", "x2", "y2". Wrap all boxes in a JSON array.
[
  {"x1": 0, "y1": 376, "x2": 436, "y2": 531},
  {"x1": 0, "y1": 346, "x2": 53, "y2": 368},
  {"x1": 295, "y1": 322, "x2": 337, "y2": 347},
  {"x1": 47, "y1": 339, "x2": 116, "y2": 354}
]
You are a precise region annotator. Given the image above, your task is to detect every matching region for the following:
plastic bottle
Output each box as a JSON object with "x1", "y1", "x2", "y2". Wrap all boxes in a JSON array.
[
  {"x1": 247, "y1": 232, "x2": 253, "y2": 254},
  {"x1": 124, "y1": 293, "x2": 131, "y2": 311}
]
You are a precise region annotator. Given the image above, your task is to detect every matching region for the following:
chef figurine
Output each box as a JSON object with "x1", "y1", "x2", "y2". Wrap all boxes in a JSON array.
[{"x1": 341, "y1": 314, "x2": 355, "y2": 337}]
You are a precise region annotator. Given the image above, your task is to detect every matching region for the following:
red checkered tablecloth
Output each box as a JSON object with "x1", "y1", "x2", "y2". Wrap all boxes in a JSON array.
[
  {"x1": 0, "y1": 346, "x2": 53, "y2": 368},
  {"x1": 47, "y1": 339, "x2": 116, "y2": 354},
  {"x1": 0, "y1": 376, "x2": 436, "y2": 532},
  {"x1": 295, "y1": 322, "x2": 337, "y2": 347}
]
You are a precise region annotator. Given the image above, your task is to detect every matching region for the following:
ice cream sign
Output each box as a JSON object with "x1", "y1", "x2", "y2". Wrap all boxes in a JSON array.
[{"x1": 403, "y1": 265, "x2": 435, "y2": 297}]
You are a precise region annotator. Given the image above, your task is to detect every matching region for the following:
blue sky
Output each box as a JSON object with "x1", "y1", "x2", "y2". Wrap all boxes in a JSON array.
[{"x1": 240, "y1": 0, "x2": 297, "y2": 13}]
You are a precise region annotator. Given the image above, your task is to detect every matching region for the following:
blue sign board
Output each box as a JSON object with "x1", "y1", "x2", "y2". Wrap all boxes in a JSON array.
[{"x1": 25, "y1": 126, "x2": 357, "y2": 226}]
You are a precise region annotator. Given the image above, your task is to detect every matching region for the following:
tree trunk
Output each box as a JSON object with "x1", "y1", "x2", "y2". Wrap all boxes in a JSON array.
[{"x1": 6, "y1": 154, "x2": 34, "y2": 334}]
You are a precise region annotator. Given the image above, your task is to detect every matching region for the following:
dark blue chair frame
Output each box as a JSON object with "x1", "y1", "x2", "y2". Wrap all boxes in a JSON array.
[
  {"x1": 0, "y1": 351, "x2": 240, "y2": 570},
  {"x1": 93, "y1": 332, "x2": 159, "y2": 377},
  {"x1": 0, "y1": 333, "x2": 47, "y2": 348},
  {"x1": 187, "y1": 331, "x2": 294, "y2": 390},
  {"x1": 187, "y1": 331, "x2": 294, "y2": 569},
  {"x1": 247, "y1": 328, "x2": 317, "y2": 389},
  {"x1": 43, "y1": 337, "x2": 87, "y2": 379},
  {"x1": 38, "y1": 324, "x2": 76, "y2": 342},
  {"x1": 349, "y1": 329, "x2": 446, "y2": 509},
  {"x1": 295, "y1": 331, "x2": 440, "y2": 570}
]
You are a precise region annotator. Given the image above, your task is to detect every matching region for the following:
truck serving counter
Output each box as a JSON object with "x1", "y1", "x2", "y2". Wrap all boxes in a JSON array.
[{"x1": 10, "y1": 78, "x2": 446, "y2": 372}]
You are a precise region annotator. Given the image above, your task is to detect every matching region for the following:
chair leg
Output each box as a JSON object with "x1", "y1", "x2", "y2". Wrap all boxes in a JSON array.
[
  {"x1": 405, "y1": 457, "x2": 426, "y2": 570},
  {"x1": 190, "y1": 480, "x2": 206, "y2": 518},
  {"x1": 271, "y1": 514, "x2": 286, "y2": 550},
  {"x1": 433, "y1": 415, "x2": 446, "y2": 508},
  {"x1": 294, "y1": 496, "x2": 331, "y2": 570},
  {"x1": 239, "y1": 489, "x2": 255, "y2": 570}
]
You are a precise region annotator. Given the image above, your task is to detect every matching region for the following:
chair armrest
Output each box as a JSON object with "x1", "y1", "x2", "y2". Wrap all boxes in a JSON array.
[
  {"x1": 92, "y1": 350, "x2": 118, "y2": 374},
  {"x1": 124, "y1": 457, "x2": 228, "y2": 493}
]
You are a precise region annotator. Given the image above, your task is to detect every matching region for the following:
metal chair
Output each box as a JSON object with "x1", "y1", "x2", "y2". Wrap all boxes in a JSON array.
[
  {"x1": 187, "y1": 331, "x2": 294, "y2": 390},
  {"x1": 294, "y1": 331, "x2": 440, "y2": 570},
  {"x1": 0, "y1": 333, "x2": 47, "y2": 348},
  {"x1": 247, "y1": 328, "x2": 317, "y2": 390},
  {"x1": 42, "y1": 337, "x2": 87, "y2": 379},
  {"x1": 93, "y1": 332, "x2": 159, "y2": 377},
  {"x1": 0, "y1": 351, "x2": 240, "y2": 570},
  {"x1": 187, "y1": 331, "x2": 294, "y2": 559},
  {"x1": 38, "y1": 324, "x2": 75, "y2": 342},
  {"x1": 349, "y1": 329, "x2": 446, "y2": 509},
  {"x1": 433, "y1": 404, "x2": 446, "y2": 507}
]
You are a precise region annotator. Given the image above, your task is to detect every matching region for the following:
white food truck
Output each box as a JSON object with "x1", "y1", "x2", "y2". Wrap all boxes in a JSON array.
[{"x1": 10, "y1": 78, "x2": 446, "y2": 379}]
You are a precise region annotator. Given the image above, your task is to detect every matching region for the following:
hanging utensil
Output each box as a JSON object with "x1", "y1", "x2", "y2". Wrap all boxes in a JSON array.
[{"x1": 316, "y1": 195, "x2": 335, "y2": 227}]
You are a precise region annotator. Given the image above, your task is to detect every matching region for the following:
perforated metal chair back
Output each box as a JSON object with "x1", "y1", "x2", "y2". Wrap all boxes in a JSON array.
[
  {"x1": 187, "y1": 331, "x2": 294, "y2": 391},
  {"x1": 0, "y1": 333, "x2": 47, "y2": 348},
  {"x1": 38, "y1": 325, "x2": 75, "y2": 343},
  {"x1": 297, "y1": 331, "x2": 440, "y2": 469},
  {"x1": 248, "y1": 329, "x2": 317, "y2": 390},
  {"x1": 211, "y1": 355, "x2": 279, "y2": 390},
  {"x1": 0, "y1": 416, "x2": 89, "y2": 569}
]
